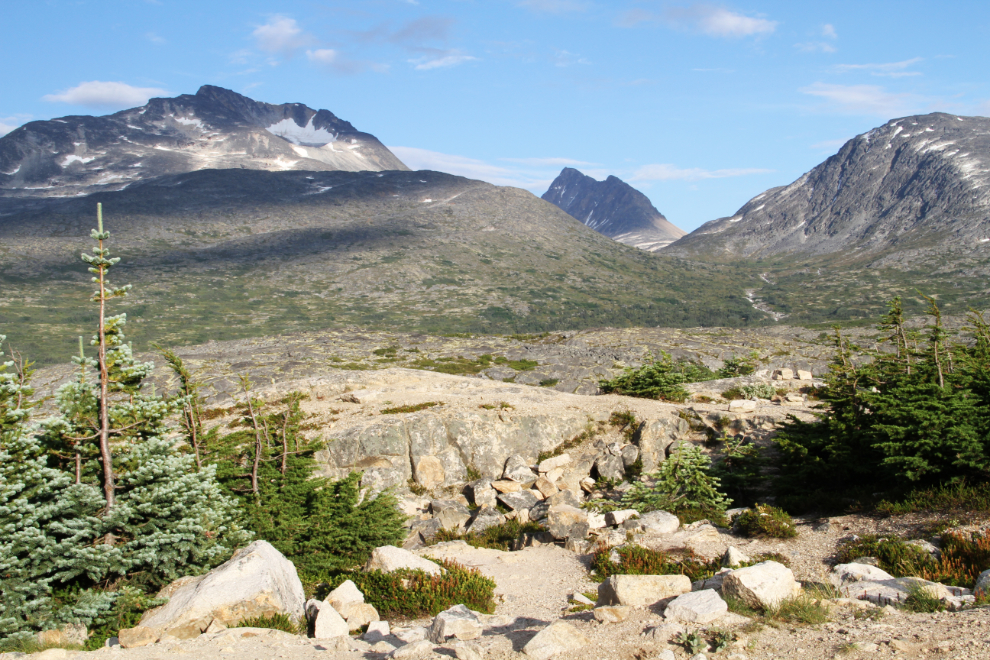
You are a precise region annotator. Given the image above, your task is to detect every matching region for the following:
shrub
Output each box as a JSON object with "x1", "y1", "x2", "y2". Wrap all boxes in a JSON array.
[
  {"x1": 236, "y1": 613, "x2": 304, "y2": 634},
  {"x1": 381, "y1": 401, "x2": 441, "y2": 414},
  {"x1": 721, "y1": 387, "x2": 745, "y2": 400},
  {"x1": 834, "y1": 535, "x2": 934, "y2": 577},
  {"x1": 599, "y1": 351, "x2": 715, "y2": 402},
  {"x1": 620, "y1": 445, "x2": 731, "y2": 518},
  {"x1": 901, "y1": 583, "x2": 946, "y2": 613},
  {"x1": 922, "y1": 531, "x2": 990, "y2": 588},
  {"x1": 590, "y1": 545, "x2": 720, "y2": 583},
  {"x1": 717, "y1": 351, "x2": 761, "y2": 378},
  {"x1": 740, "y1": 382, "x2": 776, "y2": 400},
  {"x1": 432, "y1": 519, "x2": 544, "y2": 551},
  {"x1": 734, "y1": 504, "x2": 798, "y2": 539},
  {"x1": 708, "y1": 436, "x2": 769, "y2": 506},
  {"x1": 327, "y1": 560, "x2": 496, "y2": 618}
]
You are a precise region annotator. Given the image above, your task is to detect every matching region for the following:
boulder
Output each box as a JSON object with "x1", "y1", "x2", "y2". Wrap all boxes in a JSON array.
[
  {"x1": 638, "y1": 418, "x2": 688, "y2": 472},
  {"x1": 365, "y1": 546, "x2": 443, "y2": 576},
  {"x1": 363, "y1": 621, "x2": 390, "y2": 643},
  {"x1": 547, "y1": 489, "x2": 582, "y2": 508},
  {"x1": 431, "y1": 499, "x2": 472, "y2": 531},
  {"x1": 344, "y1": 602, "x2": 380, "y2": 631},
  {"x1": 772, "y1": 369, "x2": 794, "y2": 380},
  {"x1": 465, "y1": 506, "x2": 506, "y2": 534},
  {"x1": 522, "y1": 621, "x2": 591, "y2": 660},
  {"x1": 975, "y1": 569, "x2": 990, "y2": 600},
  {"x1": 538, "y1": 454, "x2": 572, "y2": 474},
  {"x1": 663, "y1": 589, "x2": 727, "y2": 624},
  {"x1": 593, "y1": 454, "x2": 625, "y2": 481},
  {"x1": 139, "y1": 540, "x2": 305, "y2": 638},
  {"x1": 413, "y1": 455, "x2": 446, "y2": 490},
  {"x1": 327, "y1": 579, "x2": 364, "y2": 613},
  {"x1": 467, "y1": 479, "x2": 497, "y2": 508},
  {"x1": 498, "y1": 489, "x2": 540, "y2": 512},
  {"x1": 620, "y1": 445, "x2": 640, "y2": 468},
  {"x1": 797, "y1": 370, "x2": 813, "y2": 380},
  {"x1": 635, "y1": 510, "x2": 680, "y2": 535},
  {"x1": 534, "y1": 476, "x2": 559, "y2": 498},
  {"x1": 592, "y1": 605, "x2": 630, "y2": 623},
  {"x1": 547, "y1": 504, "x2": 589, "y2": 540},
  {"x1": 597, "y1": 574, "x2": 692, "y2": 607},
  {"x1": 605, "y1": 509, "x2": 639, "y2": 526},
  {"x1": 830, "y1": 563, "x2": 895, "y2": 590},
  {"x1": 307, "y1": 599, "x2": 348, "y2": 639},
  {"x1": 405, "y1": 518, "x2": 442, "y2": 548},
  {"x1": 692, "y1": 568, "x2": 733, "y2": 593},
  {"x1": 721, "y1": 561, "x2": 799, "y2": 609},
  {"x1": 428, "y1": 604, "x2": 482, "y2": 643},
  {"x1": 728, "y1": 400, "x2": 756, "y2": 413},
  {"x1": 722, "y1": 546, "x2": 751, "y2": 568},
  {"x1": 389, "y1": 639, "x2": 435, "y2": 659},
  {"x1": 117, "y1": 626, "x2": 159, "y2": 649},
  {"x1": 842, "y1": 577, "x2": 968, "y2": 607},
  {"x1": 503, "y1": 455, "x2": 537, "y2": 484},
  {"x1": 492, "y1": 479, "x2": 522, "y2": 493},
  {"x1": 587, "y1": 512, "x2": 606, "y2": 529}
]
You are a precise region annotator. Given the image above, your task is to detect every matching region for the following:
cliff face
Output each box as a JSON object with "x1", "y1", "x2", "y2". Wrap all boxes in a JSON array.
[{"x1": 542, "y1": 168, "x2": 685, "y2": 251}]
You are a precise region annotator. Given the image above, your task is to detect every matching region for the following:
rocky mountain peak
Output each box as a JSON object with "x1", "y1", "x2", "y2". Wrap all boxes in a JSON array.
[
  {"x1": 542, "y1": 168, "x2": 685, "y2": 252},
  {"x1": 665, "y1": 112, "x2": 990, "y2": 265},
  {"x1": 0, "y1": 85, "x2": 407, "y2": 198}
]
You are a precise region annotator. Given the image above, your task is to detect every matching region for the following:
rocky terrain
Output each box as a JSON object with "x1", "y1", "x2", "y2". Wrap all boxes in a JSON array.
[
  {"x1": 0, "y1": 85, "x2": 407, "y2": 198},
  {"x1": 542, "y1": 168, "x2": 685, "y2": 252},
  {"x1": 665, "y1": 113, "x2": 990, "y2": 271},
  {"x1": 14, "y1": 343, "x2": 990, "y2": 660}
]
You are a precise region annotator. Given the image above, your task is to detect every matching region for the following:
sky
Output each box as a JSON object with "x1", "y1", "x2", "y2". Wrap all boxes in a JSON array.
[{"x1": 2, "y1": 1, "x2": 989, "y2": 232}]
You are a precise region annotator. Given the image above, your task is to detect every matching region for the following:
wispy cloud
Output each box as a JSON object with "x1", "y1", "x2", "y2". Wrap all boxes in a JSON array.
[
  {"x1": 631, "y1": 163, "x2": 773, "y2": 181},
  {"x1": 620, "y1": 4, "x2": 777, "y2": 38},
  {"x1": 834, "y1": 57, "x2": 923, "y2": 78},
  {"x1": 409, "y1": 49, "x2": 477, "y2": 70},
  {"x1": 306, "y1": 49, "x2": 387, "y2": 74},
  {"x1": 552, "y1": 49, "x2": 590, "y2": 67},
  {"x1": 252, "y1": 16, "x2": 313, "y2": 56},
  {"x1": 821, "y1": 23, "x2": 838, "y2": 39},
  {"x1": 145, "y1": 31, "x2": 166, "y2": 45},
  {"x1": 42, "y1": 81, "x2": 167, "y2": 110},
  {"x1": 388, "y1": 146, "x2": 550, "y2": 188},
  {"x1": 800, "y1": 82, "x2": 921, "y2": 116},
  {"x1": 517, "y1": 0, "x2": 593, "y2": 14},
  {"x1": 0, "y1": 115, "x2": 29, "y2": 137}
]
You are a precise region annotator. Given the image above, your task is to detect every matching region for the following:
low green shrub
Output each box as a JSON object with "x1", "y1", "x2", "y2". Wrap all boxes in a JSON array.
[
  {"x1": 717, "y1": 351, "x2": 761, "y2": 378},
  {"x1": 834, "y1": 535, "x2": 934, "y2": 578},
  {"x1": 740, "y1": 382, "x2": 776, "y2": 400},
  {"x1": 327, "y1": 560, "x2": 496, "y2": 618},
  {"x1": 721, "y1": 387, "x2": 745, "y2": 400},
  {"x1": 922, "y1": 531, "x2": 990, "y2": 588},
  {"x1": 599, "y1": 352, "x2": 715, "y2": 402},
  {"x1": 432, "y1": 519, "x2": 545, "y2": 551},
  {"x1": 380, "y1": 401, "x2": 441, "y2": 414},
  {"x1": 236, "y1": 613, "x2": 304, "y2": 635},
  {"x1": 590, "y1": 545, "x2": 721, "y2": 583},
  {"x1": 877, "y1": 481, "x2": 990, "y2": 516},
  {"x1": 901, "y1": 583, "x2": 946, "y2": 613},
  {"x1": 735, "y1": 504, "x2": 798, "y2": 539}
]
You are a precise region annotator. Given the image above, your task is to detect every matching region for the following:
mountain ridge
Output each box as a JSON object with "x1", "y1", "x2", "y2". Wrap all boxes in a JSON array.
[
  {"x1": 542, "y1": 167, "x2": 685, "y2": 251},
  {"x1": 0, "y1": 85, "x2": 408, "y2": 198}
]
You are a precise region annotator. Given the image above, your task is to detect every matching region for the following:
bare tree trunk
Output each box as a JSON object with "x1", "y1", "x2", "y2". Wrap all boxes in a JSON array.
[
  {"x1": 186, "y1": 405, "x2": 202, "y2": 470},
  {"x1": 96, "y1": 204, "x2": 115, "y2": 512},
  {"x1": 75, "y1": 449, "x2": 82, "y2": 485},
  {"x1": 244, "y1": 393, "x2": 263, "y2": 496}
]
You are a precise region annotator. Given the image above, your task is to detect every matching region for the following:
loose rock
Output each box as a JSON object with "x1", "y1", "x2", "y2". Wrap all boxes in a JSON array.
[
  {"x1": 366, "y1": 545, "x2": 443, "y2": 575},
  {"x1": 523, "y1": 620, "x2": 591, "y2": 660}
]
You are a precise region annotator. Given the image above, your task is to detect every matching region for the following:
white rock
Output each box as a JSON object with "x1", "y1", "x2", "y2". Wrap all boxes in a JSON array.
[
  {"x1": 722, "y1": 546, "x2": 751, "y2": 568},
  {"x1": 635, "y1": 510, "x2": 680, "y2": 535},
  {"x1": 593, "y1": 605, "x2": 630, "y2": 623},
  {"x1": 538, "y1": 453, "x2": 572, "y2": 474},
  {"x1": 326, "y1": 579, "x2": 364, "y2": 612},
  {"x1": 664, "y1": 589, "x2": 728, "y2": 624},
  {"x1": 414, "y1": 455, "x2": 446, "y2": 490},
  {"x1": 721, "y1": 561, "x2": 799, "y2": 609},
  {"x1": 428, "y1": 604, "x2": 482, "y2": 643},
  {"x1": 772, "y1": 368, "x2": 794, "y2": 380},
  {"x1": 797, "y1": 370, "x2": 813, "y2": 380},
  {"x1": 522, "y1": 621, "x2": 591, "y2": 660},
  {"x1": 344, "y1": 602, "x2": 380, "y2": 631},
  {"x1": 139, "y1": 540, "x2": 305, "y2": 637},
  {"x1": 597, "y1": 574, "x2": 692, "y2": 607},
  {"x1": 728, "y1": 400, "x2": 757, "y2": 412},
  {"x1": 654, "y1": 651, "x2": 677, "y2": 660},
  {"x1": 389, "y1": 639, "x2": 435, "y2": 659},
  {"x1": 587, "y1": 512, "x2": 607, "y2": 529},
  {"x1": 571, "y1": 592, "x2": 594, "y2": 606},
  {"x1": 364, "y1": 620, "x2": 391, "y2": 643},
  {"x1": 393, "y1": 626, "x2": 428, "y2": 644},
  {"x1": 830, "y1": 563, "x2": 895, "y2": 590},
  {"x1": 605, "y1": 509, "x2": 639, "y2": 526},
  {"x1": 365, "y1": 546, "x2": 443, "y2": 575},
  {"x1": 308, "y1": 600, "x2": 348, "y2": 639},
  {"x1": 452, "y1": 641, "x2": 485, "y2": 660}
]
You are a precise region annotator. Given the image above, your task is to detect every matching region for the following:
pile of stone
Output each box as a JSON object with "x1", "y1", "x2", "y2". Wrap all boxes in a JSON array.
[{"x1": 829, "y1": 562, "x2": 977, "y2": 610}]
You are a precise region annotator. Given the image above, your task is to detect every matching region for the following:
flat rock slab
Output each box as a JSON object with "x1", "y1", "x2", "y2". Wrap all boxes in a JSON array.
[
  {"x1": 523, "y1": 621, "x2": 591, "y2": 660},
  {"x1": 597, "y1": 574, "x2": 692, "y2": 608},
  {"x1": 664, "y1": 589, "x2": 728, "y2": 624},
  {"x1": 722, "y1": 561, "x2": 799, "y2": 610},
  {"x1": 366, "y1": 545, "x2": 443, "y2": 575}
]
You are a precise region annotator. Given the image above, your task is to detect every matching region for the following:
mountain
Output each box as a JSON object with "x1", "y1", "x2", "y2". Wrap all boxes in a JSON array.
[
  {"x1": 0, "y1": 168, "x2": 765, "y2": 362},
  {"x1": 666, "y1": 113, "x2": 990, "y2": 267},
  {"x1": 542, "y1": 168, "x2": 685, "y2": 251},
  {"x1": 0, "y1": 85, "x2": 407, "y2": 198}
]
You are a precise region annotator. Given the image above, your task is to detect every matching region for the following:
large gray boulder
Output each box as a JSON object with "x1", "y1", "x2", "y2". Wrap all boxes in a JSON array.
[
  {"x1": 503, "y1": 454, "x2": 538, "y2": 484},
  {"x1": 427, "y1": 604, "x2": 482, "y2": 643},
  {"x1": 663, "y1": 589, "x2": 727, "y2": 624},
  {"x1": 465, "y1": 507, "x2": 506, "y2": 534},
  {"x1": 597, "y1": 574, "x2": 691, "y2": 608},
  {"x1": 636, "y1": 510, "x2": 680, "y2": 535},
  {"x1": 497, "y1": 489, "x2": 540, "y2": 512},
  {"x1": 593, "y1": 453, "x2": 625, "y2": 481},
  {"x1": 829, "y1": 563, "x2": 895, "y2": 590},
  {"x1": 721, "y1": 561, "x2": 799, "y2": 609},
  {"x1": 638, "y1": 417, "x2": 689, "y2": 472},
  {"x1": 365, "y1": 546, "x2": 443, "y2": 575},
  {"x1": 467, "y1": 479, "x2": 497, "y2": 508},
  {"x1": 431, "y1": 499, "x2": 472, "y2": 530},
  {"x1": 547, "y1": 505, "x2": 588, "y2": 540},
  {"x1": 522, "y1": 621, "x2": 591, "y2": 659},
  {"x1": 139, "y1": 541, "x2": 305, "y2": 639}
]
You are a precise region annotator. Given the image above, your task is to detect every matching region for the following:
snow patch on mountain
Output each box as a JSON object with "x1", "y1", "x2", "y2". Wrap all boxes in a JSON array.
[{"x1": 266, "y1": 117, "x2": 336, "y2": 146}]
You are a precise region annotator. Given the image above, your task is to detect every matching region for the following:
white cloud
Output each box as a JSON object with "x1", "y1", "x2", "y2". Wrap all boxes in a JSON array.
[
  {"x1": 307, "y1": 49, "x2": 338, "y2": 65},
  {"x1": 800, "y1": 82, "x2": 919, "y2": 117},
  {"x1": 389, "y1": 146, "x2": 551, "y2": 188},
  {"x1": 0, "y1": 116, "x2": 28, "y2": 136},
  {"x1": 552, "y1": 49, "x2": 590, "y2": 67},
  {"x1": 796, "y1": 41, "x2": 836, "y2": 53},
  {"x1": 307, "y1": 49, "x2": 387, "y2": 74},
  {"x1": 821, "y1": 23, "x2": 837, "y2": 39},
  {"x1": 145, "y1": 31, "x2": 166, "y2": 45},
  {"x1": 252, "y1": 16, "x2": 312, "y2": 55},
  {"x1": 631, "y1": 163, "x2": 773, "y2": 181},
  {"x1": 517, "y1": 0, "x2": 592, "y2": 13},
  {"x1": 664, "y1": 4, "x2": 777, "y2": 38},
  {"x1": 834, "y1": 57, "x2": 922, "y2": 78},
  {"x1": 42, "y1": 81, "x2": 167, "y2": 110},
  {"x1": 409, "y1": 49, "x2": 477, "y2": 70}
]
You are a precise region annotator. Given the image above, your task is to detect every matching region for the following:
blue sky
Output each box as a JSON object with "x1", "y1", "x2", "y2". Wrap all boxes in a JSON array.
[{"x1": 2, "y1": 1, "x2": 988, "y2": 231}]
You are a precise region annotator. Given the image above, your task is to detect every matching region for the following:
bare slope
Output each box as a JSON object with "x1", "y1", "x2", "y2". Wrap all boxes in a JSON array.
[
  {"x1": 0, "y1": 85, "x2": 407, "y2": 198},
  {"x1": 542, "y1": 167, "x2": 685, "y2": 251},
  {"x1": 666, "y1": 113, "x2": 990, "y2": 266}
]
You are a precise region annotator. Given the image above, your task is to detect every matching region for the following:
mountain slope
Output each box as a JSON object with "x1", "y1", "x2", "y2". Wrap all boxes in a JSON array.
[
  {"x1": 0, "y1": 85, "x2": 407, "y2": 198},
  {"x1": 542, "y1": 167, "x2": 685, "y2": 251},
  {"x1": 665, "y1": 113, "x2": 990, "y2": 266},
  {"x1": 0, "y1": 169, "x2": 766, "y2": 362}
]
